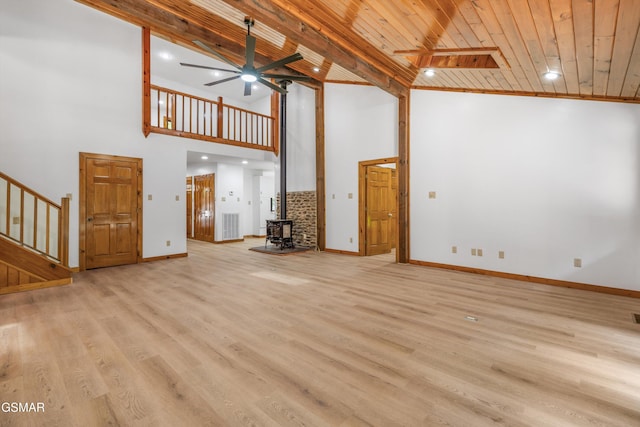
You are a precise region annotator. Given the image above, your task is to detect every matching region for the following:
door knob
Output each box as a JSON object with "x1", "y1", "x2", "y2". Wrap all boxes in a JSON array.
[
  {"x1": 87, "y1": 217, "x2": 93, "y2": 222},
  {"x1": 388, "y1": 213, "x2": 393, "y2": 217}
]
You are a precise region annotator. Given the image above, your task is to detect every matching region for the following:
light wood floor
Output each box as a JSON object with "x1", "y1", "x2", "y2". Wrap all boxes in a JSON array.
[{"x1": 1, "y1": 239, "x2": 640, "y2": 427}]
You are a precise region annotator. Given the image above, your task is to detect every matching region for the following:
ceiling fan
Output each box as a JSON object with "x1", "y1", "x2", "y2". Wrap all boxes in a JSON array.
[{"x1": 181, "y1": 17, "x2": 309, "y2": 96}]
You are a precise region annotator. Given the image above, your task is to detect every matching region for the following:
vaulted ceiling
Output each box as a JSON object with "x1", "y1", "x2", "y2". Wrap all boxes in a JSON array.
[{"x1": 76, "y1": 0, "x2": 640, "y2": 102}]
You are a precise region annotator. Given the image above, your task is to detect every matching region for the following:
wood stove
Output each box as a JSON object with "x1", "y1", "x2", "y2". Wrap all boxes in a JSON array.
[{"x1": 265, "y1": 219, "x2": 294, "y2": 250}]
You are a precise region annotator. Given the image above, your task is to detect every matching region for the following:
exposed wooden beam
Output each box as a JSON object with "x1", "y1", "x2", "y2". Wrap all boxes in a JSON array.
[
  {"x1": 217, "y1": 0, "x2": 411, "y2": 97},
  {"x1": 75, "y1": 0, "x2": 312, "y2": 80},
  {"x1": 315, "y1": 84, "x2": 326, "y2": 251}
]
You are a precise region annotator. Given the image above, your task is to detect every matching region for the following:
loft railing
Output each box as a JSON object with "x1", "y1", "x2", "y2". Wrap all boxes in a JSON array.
[
  {"x1": 0, "y1": 172, "x2": 69, "y2": 266},
  {"x1": 149, "y1": 85, "x2": 276, "y2": 152}
]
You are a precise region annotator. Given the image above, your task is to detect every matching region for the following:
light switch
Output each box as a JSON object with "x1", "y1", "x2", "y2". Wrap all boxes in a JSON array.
[
  {"x1": 428, "y1": 191, "x2": 436, "y2": 199},
  {"x1": 147, "y1": 194, "x2": 152, "y2": 201}
]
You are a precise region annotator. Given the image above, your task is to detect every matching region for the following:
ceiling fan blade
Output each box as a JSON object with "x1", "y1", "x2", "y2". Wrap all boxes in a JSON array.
[
  {"x1": 256, "y1": 52, "x2": 304, "y2": 73},
  {"x1": 244, "y1": 82, "x2": 252, "y2": 96},
  {"x1": 204, "y1": 75, "x2": 241, "y2": 86},
  {"x1": 257, "y1": 77, "x2": 286, "y2": 94},
  {"x1": 261, "y1": 73, "x2": 311, "y2": 81},
  {"x1": 245, "y1": 34, "x2": 256, "y2": 68},
  {"x1": 193, "y1": 40, "x2": 242, "y2": 71},
  {"x1": 180, "y1": 63, "x2": 240, "y2": 73}
]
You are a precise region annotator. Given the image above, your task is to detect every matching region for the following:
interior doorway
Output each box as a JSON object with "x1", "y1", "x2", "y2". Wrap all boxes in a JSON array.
[
  {"x1": 79, "y1": 152, "x2": 142, "y2": 270},
  {"x1": 192, "y1": 173, "x2": 215, "y2": 242},
  {"x1": 358, "y1": 157, "x2": 398, "y2": 259}
]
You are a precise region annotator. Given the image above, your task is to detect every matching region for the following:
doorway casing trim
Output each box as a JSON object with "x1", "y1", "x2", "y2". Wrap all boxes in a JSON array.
[{"x1": 79, "y1": 152, "x2": 143, "y2": 271}]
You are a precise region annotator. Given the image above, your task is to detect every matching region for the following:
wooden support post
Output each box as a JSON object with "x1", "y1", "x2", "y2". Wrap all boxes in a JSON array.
[
  {"x1": 142, "y1": 27, "x2": 151, "y2": 137},
  {"x1": 217, "y1": 96, "x2": 224, "y2": 138},
  {"x1": 271, "y1": 90, "x2": 280, "y2": 155},
  {"x1": 315, "y1": 84, "x2": 326, "y2": 251},
  {"x1": 397, "y1": 91, "x2": 410, "y2": 263}
]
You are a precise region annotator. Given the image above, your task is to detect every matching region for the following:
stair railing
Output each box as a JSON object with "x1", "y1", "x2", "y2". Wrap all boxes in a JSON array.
[
  {"x1": 149, "y1": 85, "x2": 276, "y2": 151},
  {"x1": 0, "y1": 172, "x2": 69, "y2": 267}
]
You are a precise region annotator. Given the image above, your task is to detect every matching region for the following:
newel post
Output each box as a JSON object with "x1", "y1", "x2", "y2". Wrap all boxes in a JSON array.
[
  {"x1": 217, "y1": 96, "x2": 224, "y2": 138},
  {"x1": 59, "y1": 197, "x2": 70, "y2": 267}
]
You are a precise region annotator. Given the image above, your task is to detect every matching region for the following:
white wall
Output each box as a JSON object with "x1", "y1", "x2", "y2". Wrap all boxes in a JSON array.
[
  {"x1": 324, "y1": 83, "x2": 398, "y2": 251},
  {"x1": 284, "y1": 83, "x2": 316, "y2": 191},
  {"x1": 214, "y1": 164, "x2": 244, "y2": 240},
  {"x1": 0, "y1": 0, "x2": 279, "y2": 267},
  {"x1": 410, "y1": 89, "x2": 640, "y2": 291}
]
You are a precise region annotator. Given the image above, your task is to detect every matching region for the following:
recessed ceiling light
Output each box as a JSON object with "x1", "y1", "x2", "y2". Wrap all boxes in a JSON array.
[
  {"x1": 312, "y1": 66, "x2": 321, "y2": 73},
  {"x1": 424, "y1": 69, "x2": 435, "y2": 77},
  {"x1": 158, "y1": 51, "x2": 173, "y2": 61},
  {"x1": 242, "y1": 160, "x2": 248, "y2": 164},
  {"x1": 201, "y1": 155, "x2": 208, "y2": 160},
  {"x1": 544, "y1": 71, "x2": 560, "y2": 80},
  {"x1": 212, "y1": 71, "x2": 220, "y2": 77}
]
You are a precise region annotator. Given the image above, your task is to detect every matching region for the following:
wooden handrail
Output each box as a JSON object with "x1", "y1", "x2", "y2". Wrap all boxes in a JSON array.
[
  {"x1": 149, "y1": 85, "x2": 276, "y2": 151},
  {"x1": 0, "y1": 171, "x2": 70, "y2": 267}
]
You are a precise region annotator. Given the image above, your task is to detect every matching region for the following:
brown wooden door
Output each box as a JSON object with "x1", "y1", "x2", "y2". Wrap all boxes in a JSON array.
[
  {"x1": 186, "y1": 177, "x2": 193, "y2": 238},
  {"x1": 366, "y1": 166, "x2": 393, "y2": 255},
  {"x1": 84, "y1": 155, "x2": 140, "y2": 269},
  {"x1": 194, "y1": 174, "x2": 215, "y2": 242}
]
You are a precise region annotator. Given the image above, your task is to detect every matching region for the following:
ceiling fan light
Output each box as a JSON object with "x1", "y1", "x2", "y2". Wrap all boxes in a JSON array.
[
  {"x1": 241, "y1": 73, "x2": 257, "y2": 82},
  {"x1": 424, "y1": 69, "x2": 435, "y2": 77}
]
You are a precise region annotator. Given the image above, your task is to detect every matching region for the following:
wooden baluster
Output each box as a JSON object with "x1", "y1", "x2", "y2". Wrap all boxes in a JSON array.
[{"x1": 164, "y1": 92, "x2": 171, "y2": 129}]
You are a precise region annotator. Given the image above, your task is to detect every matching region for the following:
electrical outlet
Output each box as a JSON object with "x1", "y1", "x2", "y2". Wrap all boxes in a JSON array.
[
  {"x1": 451, "y1": 246, "x2": 457, "y2": 254},
  {"x1": 477, "y1": 249, "x2": 483, "y2": 257},
  {"x1": 175, "y1": 195, "x2": 179, "y2": 201},
  {"x1": 498, "y1": 251, "x2": 505, "y2": 259},
  {"x1": 574, "y1": 258, "x2": 582, "y2": 268},
  {"x1": 12, "y1": 217, "x2": 20, "y2": 225},
  {"x1": 349, "y1": 237, "x2": 353, "y2": 243},
  {"x1": 332, "y1": 194, "x2": 336, "y2": 199},
  {"x1": 166, "y1": 240, "x2": 171, "y2": 247},
  {"x1": 348, "y1": 193, "x2": 353, "y2": 199},
  {"x1": 428, "y1": 191, "x2": 436, "y2": 199},
  {"x1": 471, "y1": 248, "x2": 477, "y2": 256}
]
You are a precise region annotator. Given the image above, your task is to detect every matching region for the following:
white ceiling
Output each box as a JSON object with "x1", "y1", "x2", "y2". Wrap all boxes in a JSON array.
[
  {"x1": 186, "y1": 152, "x2": 277, "y2": 172},
  {"x1": 151, "y1": 35, "x2": 273, "y2": 104}
]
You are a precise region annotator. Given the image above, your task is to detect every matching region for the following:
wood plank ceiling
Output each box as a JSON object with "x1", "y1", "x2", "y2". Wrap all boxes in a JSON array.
[{"x1": 76, "y1": 0, "x2": 640, "y2": 102}]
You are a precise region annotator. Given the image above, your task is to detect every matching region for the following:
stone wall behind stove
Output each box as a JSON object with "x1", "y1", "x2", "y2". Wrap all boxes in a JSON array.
[{"x1": 276, "y1": 191, "x2": 317, "y2": 248}]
